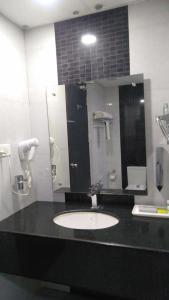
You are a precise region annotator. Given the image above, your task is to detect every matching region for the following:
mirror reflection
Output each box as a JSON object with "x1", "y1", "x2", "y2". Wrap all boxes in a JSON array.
[{"x1": 47, "y1": 74, "x2": 147, "y2": 196}]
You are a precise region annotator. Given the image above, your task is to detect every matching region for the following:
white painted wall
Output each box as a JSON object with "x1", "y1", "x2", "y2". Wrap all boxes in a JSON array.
[
  {"x1": 129, "y1": 0, "x2": 169, "y2": 205},
  {"x1": 25, "y1": 24, "x2": 58, "y2": 202},
  {"x1": 0, "y1": 14, "x2": 34, "y2": 221}
]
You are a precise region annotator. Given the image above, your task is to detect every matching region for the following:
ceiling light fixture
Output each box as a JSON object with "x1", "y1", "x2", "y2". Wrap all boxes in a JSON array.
[
  {"x1": 36, "y1": 0, "x2": 55, "y2": 6},
  {"x1": 81, "y1": 34, "x2": 97, "y2": 46}
]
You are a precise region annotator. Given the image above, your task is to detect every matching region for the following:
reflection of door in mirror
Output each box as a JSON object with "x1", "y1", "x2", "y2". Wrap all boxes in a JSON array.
[
  {"x1": 65, "y1": 84, "x2": 91, "y2": 192},
  {"x1": 119, "y1": 83, "x2": 146, "y2": 190}
]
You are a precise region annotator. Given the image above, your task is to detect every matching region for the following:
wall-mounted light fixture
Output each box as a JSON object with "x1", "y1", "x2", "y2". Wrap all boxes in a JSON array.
[{"x1": 81, "y1": 34, "x2": 97, "y2": 46}]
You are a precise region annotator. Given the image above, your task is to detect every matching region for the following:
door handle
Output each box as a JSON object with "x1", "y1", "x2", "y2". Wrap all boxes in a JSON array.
[
  {"x1": 70, "y1": 163, "x2": 78, "y2": 168},
  {"x1": 67, "y1": 120, "x2": 76, "y2": 124}
]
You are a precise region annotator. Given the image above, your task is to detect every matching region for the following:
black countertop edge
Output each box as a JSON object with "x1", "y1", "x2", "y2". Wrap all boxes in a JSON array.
[
  {"x1": 1, "y1": 229, "x2": 169, "y2": 255},
  {"x1": 0, "y1": 202, "x2": 169, "y2": 300},
  {"x1": 56, "y1": 187, "x2": 147, "y2": 196},
  {"x1": 1, "y1": 201, "x2": 169, "y2": 254}
]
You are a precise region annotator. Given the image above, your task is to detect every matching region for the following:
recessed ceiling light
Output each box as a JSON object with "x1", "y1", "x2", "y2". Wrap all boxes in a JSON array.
[
  {"x1": 140, "y1": 99, "x2": 145, "y2": 103},
  {"x1": 36, "y1": 0, "x2": 55, "y2": 6},
  {"x1": 81, "y1": 34, "x2": 97, "y2": 46},
  {"x1": 95, "y1": 4, "x2": 103, "y2": 10},
  {"x1": 73, "y1": 10, "x2": 80, "y2": 15}
]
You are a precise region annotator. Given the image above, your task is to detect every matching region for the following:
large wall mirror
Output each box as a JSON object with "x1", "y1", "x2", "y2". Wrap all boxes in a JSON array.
[{"x1": 47, "y1": 74, "x2": 147, "y2": 196}]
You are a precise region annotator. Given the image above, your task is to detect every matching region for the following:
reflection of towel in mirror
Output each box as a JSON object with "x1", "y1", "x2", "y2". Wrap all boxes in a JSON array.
[
  {"x1": 156, "y1": 145, "x2": 169, "y2": 200},
  {"x1": 49, "y1": 136, "x2": 55, "y2": 161},
  {"x1": 105, "y1": 121, "x2": 111, "y2": 140},
  {"x1": 156, "y1": 147, "x2": 163, "y2": 191}
]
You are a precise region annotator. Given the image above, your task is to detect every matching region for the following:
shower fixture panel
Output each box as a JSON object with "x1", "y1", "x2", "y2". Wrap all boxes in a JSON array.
[{"x1": 93, "y1": 111, "x2": 113, "y2": 140}]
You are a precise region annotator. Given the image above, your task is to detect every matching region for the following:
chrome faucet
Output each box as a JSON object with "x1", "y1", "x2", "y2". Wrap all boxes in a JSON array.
[{"x1": 88, "y1": 182, "x2": 103, "y2": 209}]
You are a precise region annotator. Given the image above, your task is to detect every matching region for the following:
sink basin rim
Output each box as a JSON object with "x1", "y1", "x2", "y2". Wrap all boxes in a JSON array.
[{"x1": 53, "y1": 209, "x2": 119, "y2": 230}]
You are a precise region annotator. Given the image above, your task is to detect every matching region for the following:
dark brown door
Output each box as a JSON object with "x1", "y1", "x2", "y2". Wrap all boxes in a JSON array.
[
  {"x1": 65, "y1": 84, "x2": 91, "y2": 192},
  {"x1": 119, "y1": 83, "x2": 146, "y2": 189}
]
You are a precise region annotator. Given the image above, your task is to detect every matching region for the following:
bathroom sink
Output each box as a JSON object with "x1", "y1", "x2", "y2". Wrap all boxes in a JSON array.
[{"x1": 53, "y1": 210, "x2": 119, "y2": 230}]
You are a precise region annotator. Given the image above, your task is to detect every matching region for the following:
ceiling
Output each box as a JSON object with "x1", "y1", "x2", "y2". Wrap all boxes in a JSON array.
[{"x1": 0, "y1": 0, "x2": 145, "y2": 28}]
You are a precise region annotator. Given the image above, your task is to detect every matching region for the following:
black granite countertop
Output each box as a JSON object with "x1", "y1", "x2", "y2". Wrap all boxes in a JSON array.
[{"x1": 0, "y1": 201, "x2": 169, "y2": 253}]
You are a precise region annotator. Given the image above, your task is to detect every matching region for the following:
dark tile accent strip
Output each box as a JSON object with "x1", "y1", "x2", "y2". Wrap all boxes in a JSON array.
[{"x1": 54, "y1": 6, "x2": 130, "y2": 85}]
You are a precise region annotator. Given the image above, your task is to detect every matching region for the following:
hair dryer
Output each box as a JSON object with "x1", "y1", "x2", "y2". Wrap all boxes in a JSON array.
[{"x1": 18, "y1": 138, "x2": 39, "y2": 161}]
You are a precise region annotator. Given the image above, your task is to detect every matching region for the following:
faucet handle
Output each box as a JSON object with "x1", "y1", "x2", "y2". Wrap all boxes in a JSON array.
[
  {"x1": 91, "y1": 194, "x2": 97, "y2": 209},
  {"x1": 89, "y1": 182, "x2": 103, "y2": 195},
  {"x1": 95, "y1": 181, "x2": 103, "y2": 192}
]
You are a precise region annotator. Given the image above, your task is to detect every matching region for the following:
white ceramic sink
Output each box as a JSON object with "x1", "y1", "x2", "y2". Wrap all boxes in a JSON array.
[{"x1": 53, "y1": 211, "x2": 119, "y2": 230}]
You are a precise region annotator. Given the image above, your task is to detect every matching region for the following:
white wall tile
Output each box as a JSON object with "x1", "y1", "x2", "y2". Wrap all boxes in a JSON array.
[
  {"x1": 29, "y1": 102, "x2": 50, "y2": 155},
  {"x1": 25, "y1": 25, "x2": 58, "y2": 87},
  {"x1": 129, "y1": 0, "x2": 169, "y2": 30},
  {"x1": 25, "y1": 25, "x2": 57, "y2": 51},
  {"x1": 0, "y1": 16, "x2": 28, "y2": 103},
  {"x1": 25, "y1": 24, "x2": 58, "y2": 202},
  {"x1": 129, "y1": 0, "x2": 169, "y2": 205},
  {"x1": 0, "y1": 14, "x2": 33, "y2": 221},
  {"x1": 31, "y1": 154, "x2": 53, "y2": 202}
]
